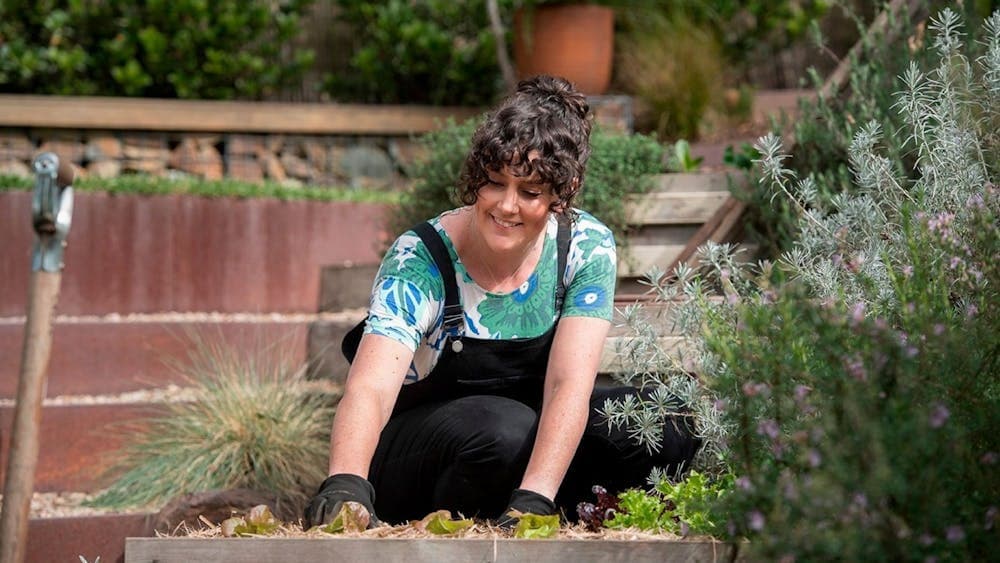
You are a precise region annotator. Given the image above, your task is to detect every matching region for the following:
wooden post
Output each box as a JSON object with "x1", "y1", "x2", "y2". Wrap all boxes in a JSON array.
[
  {"x1": 0, "y1": 272, "x2": 61, "y2": 563},
  {"x1": 0, "y1": 153, "x2": 74, "y2": 563}
]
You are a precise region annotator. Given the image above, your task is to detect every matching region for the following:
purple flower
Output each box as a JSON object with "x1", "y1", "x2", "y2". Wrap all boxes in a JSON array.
[
  {"x1": 757, "y1": 419, "x2": 780, "y2": 440},
  {"x1": 808, "y1": 449, "x2": 822, "y2": 468},
  {"x1": 736, "y1": 476, "x2": 754, "y2": 491},
  {"x1": 851, "y1": 302, "x2": 866, "y2": 323},
  {"x1": 919, "y1": 533, "x2": 935, "y2": 546},
  {"x1": 747, "y1": 510, "x2": 765, "y2": 532},
  {"x1": 902, "y1": 265, "x2": 913, "y2": 277},
  {"x1": 949, "y1": 256, "x2": 962, "y2": 270},
  {"x1": 794, "y1": 385, "x2": 811, "y2": 401},
  {"x1": 845, "y1": 355, "x2": 867, "y2": 381},
  {"x1": 966, "y1": 303, "x2": 979, "y2": 319},
  {"x1": 929, "y1": 403, "x2": 951, "y2": 428},
  {"x1": 933, "y1": 324, "x2": 946, "y2": 336},
  {"x1": 981, "y1": 452, "x2": 998, "y2": 465},
  {"x1": 945, "y1": 525, "x2": 965, "y2": 543}
]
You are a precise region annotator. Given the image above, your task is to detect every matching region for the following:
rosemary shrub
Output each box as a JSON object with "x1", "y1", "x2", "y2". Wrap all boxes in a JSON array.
[{"x1": 605, "y1": 7, "x2": 998, "y2": 557}]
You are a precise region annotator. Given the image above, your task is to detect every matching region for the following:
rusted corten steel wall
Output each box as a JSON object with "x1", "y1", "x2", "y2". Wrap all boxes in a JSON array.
[{"x1": 0, "y1": 191, "x2": 390, "y2": 316}]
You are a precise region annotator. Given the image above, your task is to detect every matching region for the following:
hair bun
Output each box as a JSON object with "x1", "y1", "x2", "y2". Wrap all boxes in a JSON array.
[{"x1": 516, "y1": 75, "x2": 589, "y2": 121}]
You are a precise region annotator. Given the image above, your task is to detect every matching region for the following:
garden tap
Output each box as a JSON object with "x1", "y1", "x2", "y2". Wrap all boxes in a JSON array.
[{"x1": 31, "y1": 152, "x2": 74, "y2": 272}]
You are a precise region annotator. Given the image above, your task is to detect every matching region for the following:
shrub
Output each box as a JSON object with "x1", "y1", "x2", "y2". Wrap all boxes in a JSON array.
[
  {"x1": 87, "y1": 332, "x2": 339, "y2": 511},
  {"x1": 325, "y1": 0, "x2": 511, "y2": 106},
  {"x1": 739, "y1": 0, "x2": 997, "y2": 256},
  {"x1": 603, "y1": 6, "x2": 999, "y2": 557},
  {"x1": 0, "y1": 174, "x2": 398, "y2": 204},
  {"x1": 0, "y1": 0, "x2": 314, "y2": 99},
  {"x1": 387, "y1": 117, "x2": 664, "y2": 249}
]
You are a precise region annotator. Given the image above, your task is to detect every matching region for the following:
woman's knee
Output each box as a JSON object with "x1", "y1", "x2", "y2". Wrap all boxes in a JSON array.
[{"x1": 448, "y1": 395, "x2": 538, "y2": 469}]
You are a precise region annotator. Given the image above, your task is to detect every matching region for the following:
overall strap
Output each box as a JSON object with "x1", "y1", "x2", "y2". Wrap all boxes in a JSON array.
[
  {"x1": 555, "y1": 213, "x2": 571, "y2": 312},
  {"x1": 412, "y1": 222, "x2": 464, "y2": 331}
]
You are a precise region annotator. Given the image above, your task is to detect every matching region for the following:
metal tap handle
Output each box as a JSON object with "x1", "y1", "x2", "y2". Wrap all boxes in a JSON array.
[{"x1": 31, "y1": 152, "x2": 75, "y2": 273}]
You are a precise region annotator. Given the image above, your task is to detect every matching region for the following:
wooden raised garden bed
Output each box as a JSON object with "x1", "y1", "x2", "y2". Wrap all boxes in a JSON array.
[{"x1": 125, "y1": 536, "x2": 740, "y2": 563}]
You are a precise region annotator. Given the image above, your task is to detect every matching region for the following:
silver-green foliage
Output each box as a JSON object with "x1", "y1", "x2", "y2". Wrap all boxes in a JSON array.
[
  {"x1": 604, "y1": 6, "x2": 999, "y2": 475},
  {"x1": 88, "y1": 333, "x2": 337, "y2": 510}
]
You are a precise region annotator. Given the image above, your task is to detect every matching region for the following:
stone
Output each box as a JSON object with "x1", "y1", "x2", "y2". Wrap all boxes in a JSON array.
[
  {"x1": 259, "y1": 152, "x2": 286, "y2": 182},
  {"x1": 38, "y1": 139, "x2": 85, "y2": 164},
  {"x1": 265, "y1": 134, "x2": 285, "y2": 154},
  {"x1": 152, "y1": 488, "x2": 298, "y2": 533},
  {"x1": 0, "y1": 159, "x2": 32, "y2": 178},
  {"x1": 227, "y1": 134, "x2": 265, "y2": 157},
  {"x1": 227, "y1": 157, "x2": 263, "y2": 182},
  {"x1": 341, "y1": 144, "x2": 394, "y2": 189},
  {"x1": 280, "y1": 152, "x2": 313, "y2": 180},
  {"x1": 169, "y1": 137, "x2": 223, "y2": 180},
  {"x1": 122, "y1": 158, "x2": 166, "y2": 175},
  {"x1": 387, "y1": 138, "x2": 429, "y2": 173},
  {"x1": 0, "y1": 131, "x2": 35, "y2": 161},
  {"x1": 302, "y1": 139, "x2": 328, "y2": 173},
  {"x1": 122, "y1": 134, "x2": 169, "y2": 160},
  {"x1": 87, "y1": 159, "x2": 121, "y2": 179},
  {"x1": 84, "y1": 133, "x2": 123, "y2": 162}
]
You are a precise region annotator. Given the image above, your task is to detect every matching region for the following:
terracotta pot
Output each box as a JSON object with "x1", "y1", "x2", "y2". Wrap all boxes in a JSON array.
[{"x1": 513, "y1": 4, "x2": 615, "y2": 95}]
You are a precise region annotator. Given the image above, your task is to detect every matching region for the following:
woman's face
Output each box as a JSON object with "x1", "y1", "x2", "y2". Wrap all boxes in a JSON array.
[{"x1": 472, "y1": 156, "x2": 557, "y2": 256}]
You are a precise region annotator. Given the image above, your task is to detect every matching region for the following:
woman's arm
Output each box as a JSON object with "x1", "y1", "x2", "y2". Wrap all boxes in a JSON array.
[
  {"x1": 327, "y1": 333, "x2": 413, "y2": 477},
  {"x1": 518, "y1": 315, "x2": 611, "y2": 499}
]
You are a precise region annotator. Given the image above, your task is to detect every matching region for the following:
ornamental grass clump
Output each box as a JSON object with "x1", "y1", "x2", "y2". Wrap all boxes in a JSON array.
[
  {"x1": 604, "y1": 6, "x2": 998, "y2": 558},
  {"x1": 87, "y1": 333, "x2": 338, "y2": 512}
]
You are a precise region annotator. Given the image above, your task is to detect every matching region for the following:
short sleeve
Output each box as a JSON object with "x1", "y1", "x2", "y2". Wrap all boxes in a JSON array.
[
  {"x1": 364, "y1": 230, "x2": 444, "y2": 352},
  {"x1": 562, "y1": 211, "x2": 617, "y2": 320}
]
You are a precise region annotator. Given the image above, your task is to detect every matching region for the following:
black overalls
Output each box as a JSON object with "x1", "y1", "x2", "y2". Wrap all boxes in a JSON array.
[{"x1": 342, "y1": 218, "x2": 701, "y2": 523}]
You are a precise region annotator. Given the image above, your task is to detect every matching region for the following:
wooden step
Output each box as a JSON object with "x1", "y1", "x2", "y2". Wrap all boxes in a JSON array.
[{"x1": 0, "y1": 317, "x2": 316, "y2": 398}]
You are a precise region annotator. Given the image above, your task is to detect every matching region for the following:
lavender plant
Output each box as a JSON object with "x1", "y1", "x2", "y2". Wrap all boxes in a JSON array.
[{"x1": 604, "y1": 6, "x2": 999, "y2": 557}]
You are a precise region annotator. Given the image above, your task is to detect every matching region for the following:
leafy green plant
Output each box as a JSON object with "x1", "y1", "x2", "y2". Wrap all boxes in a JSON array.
[
  {"x1": 0, "y1": 173, "x2": 397, "y2": 204},
  {"x1": 665, "y1": 140, "x2": 704, "y2": 172},
  {"x1": 603, "y1": 471, "x2": 733, "y2": 535},
  {"x1": 326, "y1": 0, "x2": 512, "y2": 106},
  {"x1": 87, "y1": 332, "x2": 339, "y2": 511},
  {"x1": 512, "y1": 512, "x2": 560, "y2": 539},
  {"x1": 0, "y1": 0, "x2": 314, "y2": 99},
  {"x1": 606, "y1": 6, "x2": 999, "y2": 558},
  {"x1": 722, "y1": 142, "x2": 760, "y2": 171},
  {"x1": 388, "y1": 117, "x2": 663, "y2": 246}
]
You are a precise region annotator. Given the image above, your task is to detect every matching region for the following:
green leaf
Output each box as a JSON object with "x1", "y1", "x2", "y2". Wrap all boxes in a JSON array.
[
  {"x1": 511, "y1": 512, "x2": 560, "y2": 539},
  {"x1": 418, "y1": 510, "x2": 474, "y2": 535},
  {"x1": 319, "y1": 501, "x2": 371, "y2": 534}
]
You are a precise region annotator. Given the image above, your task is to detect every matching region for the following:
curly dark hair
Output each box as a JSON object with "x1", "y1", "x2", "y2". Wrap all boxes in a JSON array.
[{"x1": 458, "y1": 75, "x2": 592, "y2": 213}]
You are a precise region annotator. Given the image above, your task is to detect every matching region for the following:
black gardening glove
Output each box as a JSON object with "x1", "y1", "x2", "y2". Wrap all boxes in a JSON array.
[
  {"x1": 303, "y1": 473, "x2": 381, "y2": 529},
  {"x1": 496, "y1": 488, "x2": 557, "y2": 529}
]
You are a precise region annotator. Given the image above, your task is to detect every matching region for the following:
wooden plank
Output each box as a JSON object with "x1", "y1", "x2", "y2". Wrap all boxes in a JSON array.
[
  {"x1": 652, "y1": 172, "x2": 733, "y2": 194},
  {"x1": 125, "y1": 537, "x2": 741, "y2": 563},
  {"x1": 0, "y1": 95, "x2": 482, "y2": 134},
  {"x1": 626, "y1": 191, "x2": 729, "y2": 225},
  {"x1": 618, "y1": 243, "x2": 688, "y2": 278}
]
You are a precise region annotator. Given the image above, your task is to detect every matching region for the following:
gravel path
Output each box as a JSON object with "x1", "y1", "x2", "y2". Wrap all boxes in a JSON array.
[{"x1": 0, "y1": 492, "x2": 159, "y2": 519}]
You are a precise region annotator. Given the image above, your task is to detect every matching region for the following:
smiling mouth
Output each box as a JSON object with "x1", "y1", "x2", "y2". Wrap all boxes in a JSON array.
[{"x1": 491, "y1": 215, "x2": 520, "y2": 228}]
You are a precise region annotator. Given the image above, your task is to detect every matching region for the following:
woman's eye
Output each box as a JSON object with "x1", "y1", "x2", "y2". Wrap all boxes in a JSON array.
[{"x1": 522, "y1": 191, "x2": 542, "y2": 199}]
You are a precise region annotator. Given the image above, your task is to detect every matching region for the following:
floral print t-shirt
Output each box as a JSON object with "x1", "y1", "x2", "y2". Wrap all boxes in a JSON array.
[{"x1": 364, "y1": 208, "x2": 617, "y2": 383}]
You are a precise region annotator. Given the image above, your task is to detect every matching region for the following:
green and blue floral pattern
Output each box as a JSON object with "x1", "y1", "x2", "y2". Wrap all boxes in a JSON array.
[{"x1": 366, "y1": 209, "x2": 616, "y2": 381}]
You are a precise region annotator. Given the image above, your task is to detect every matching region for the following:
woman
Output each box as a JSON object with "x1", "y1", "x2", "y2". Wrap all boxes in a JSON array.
[{"x1": 304, "y1": 75, "x2": 700, "y2": 528}]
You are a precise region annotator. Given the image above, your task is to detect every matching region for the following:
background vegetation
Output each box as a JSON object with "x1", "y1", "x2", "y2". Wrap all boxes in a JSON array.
[
  {"x1": 605, "y1": 6, "x2": 998, "y2": 558},
  {"x1": 387, "y1": 117, "x2": 664, "y2": 244}
]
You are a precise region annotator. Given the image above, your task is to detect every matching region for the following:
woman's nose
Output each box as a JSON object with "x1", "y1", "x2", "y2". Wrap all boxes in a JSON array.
[{"x1": 498, "y1": 186, "x2": 519, "y2": 213}]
